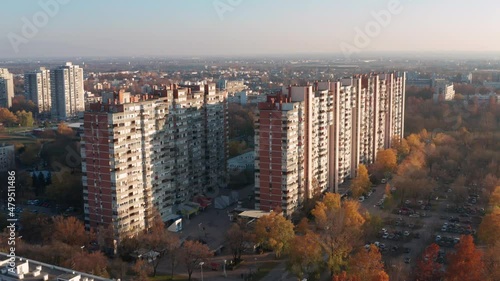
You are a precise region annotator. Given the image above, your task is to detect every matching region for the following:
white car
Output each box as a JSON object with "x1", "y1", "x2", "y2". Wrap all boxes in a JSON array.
[
  {"x1": 358, "y1": 196, "x2": 365, "y2": 202},
  {"x1": 404, "y1": 231, "x2": 410, "y2": 236}
]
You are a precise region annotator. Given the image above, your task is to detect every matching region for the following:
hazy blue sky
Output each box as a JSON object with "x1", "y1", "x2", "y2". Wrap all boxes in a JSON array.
[{"x1": 1, "y1": 0, "x2": 499, "y2": 58}]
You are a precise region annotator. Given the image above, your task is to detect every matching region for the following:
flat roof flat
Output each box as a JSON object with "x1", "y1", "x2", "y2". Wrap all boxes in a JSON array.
[{"x1": 238, "y1": 210, "x2": 272, "y2": 219}]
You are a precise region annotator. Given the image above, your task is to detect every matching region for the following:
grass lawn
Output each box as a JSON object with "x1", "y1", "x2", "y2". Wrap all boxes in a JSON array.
[
  {"x1": 253, "y1": 260, "x2": 281, "y2": 281},
  {"x1": 149, "y1": 275, "x2": 189, "y2": 281}
]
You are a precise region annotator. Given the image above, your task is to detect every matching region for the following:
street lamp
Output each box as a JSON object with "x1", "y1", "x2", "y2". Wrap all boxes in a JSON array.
[
  {"x1": 223, "y1": 260, "x2": 227, "y2": 278},
  {"x1": 199, "y1": 262, "x2": 204, "y2": 281}
]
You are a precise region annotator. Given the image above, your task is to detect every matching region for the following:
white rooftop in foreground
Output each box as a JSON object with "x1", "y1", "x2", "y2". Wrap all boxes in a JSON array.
[
  {"x1": 238, "y1": 210, "x2": 272, "y2": 219},
  {"x1": 0, "y1": 252, "x2": 113, "y2": 281}
]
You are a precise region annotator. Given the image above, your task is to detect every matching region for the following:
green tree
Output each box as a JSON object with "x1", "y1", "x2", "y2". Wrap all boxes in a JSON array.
[
  {"x1": 45, "y1": 171, "x2": 83, "y2": 209},
  {"x1": 15, "y1": 110, "x2": 34, "y2": 127}
]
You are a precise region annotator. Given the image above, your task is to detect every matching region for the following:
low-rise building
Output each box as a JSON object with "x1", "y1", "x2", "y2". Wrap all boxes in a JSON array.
[
  {"x1": 227, "y1": 151, "x2": 255, "y2": 172},
  {"x1": 0, "y1": 253, "x2": 112, "y2": 281}
]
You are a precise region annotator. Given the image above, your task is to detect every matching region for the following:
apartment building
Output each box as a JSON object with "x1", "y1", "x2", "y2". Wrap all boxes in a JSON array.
[
  {"x1": 51, "y1": 62, "x2": 85, "y2": 119},
  {"x1": 433, "y1": 79, "x2": 455, "y2": 102},
  {"x1": 25, "y1": 67, "x2": 52, "y2": 115},
  {"x1": 0, "y1": 68, "x2": 14, "y2": 108},
  {"x1": 82, "y1": 84, "x2": 227, "y2": 239},
  {"x1": 255, "y1": 72, "x2": 406, "y2": 216}
]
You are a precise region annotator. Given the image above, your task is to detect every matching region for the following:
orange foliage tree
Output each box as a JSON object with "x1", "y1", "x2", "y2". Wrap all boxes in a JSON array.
[
  {"x1": 445, "y1": 235, "x2": 485, "y2": 281},
  {"x1": 52, "y1": 216, "x2": 92, "y2": 246},
  {"x1": 373, "y1": 149, "x2": 398, "y2": 179},
  {"x1": 414, "y1": 243, "x2": 443, "y2": 281},
  {"x1": 350, "y1": 164, "x2": 372, "y2": 198},
  {"x1": 348, "y1": 245, "x2": 387, "y2": 281},
  {"x1": 254, "y1": 212, "x2": 295, "y2": 258},
  {"x1": 311, "y1": 193, "x2": 366, "y2": 276},
  {"x1": 63, "y1": 251, "x2": 109, "y2": 277},
  {"x1": 287, "y1": 232, "x2": 323, "y2": 280},
  {"x1": 180, "y1": 240, "x2": 213, "y2": 281},
  {"x1": 478, "y1": 207, "x2": 500, "y2": 246}
]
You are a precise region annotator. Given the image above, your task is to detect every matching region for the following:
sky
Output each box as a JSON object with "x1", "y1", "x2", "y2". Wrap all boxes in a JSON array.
[{"x1": 0, "y1": 0, "x2": 499, "y2": 58}]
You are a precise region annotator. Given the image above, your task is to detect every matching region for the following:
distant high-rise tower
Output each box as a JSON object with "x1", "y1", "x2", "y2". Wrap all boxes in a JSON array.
[
  {"x1": 255, "y1": 72, "x2": 406, "y2": 216},
  {"x1": 51, "y1": 62, "x2": 85, "y2": 119},
  {"x1": 0, "y1": 68, "x2": 14, "y2": 108},
  {"x1": 25, "y1": 67, "x2": 52, "y2": 116}
]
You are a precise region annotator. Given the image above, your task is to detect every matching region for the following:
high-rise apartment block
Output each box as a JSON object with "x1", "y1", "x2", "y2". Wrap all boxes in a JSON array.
[
  {"x1": 255, "y1": 72, "x2": 406, "y2": 216},
  {"x1": 25, "y1": 67, "x2": 52, "y2": 115},
  {"x1": 82, "y1": 84, "x2": 227, "y2": 239},
  {"x1": 51, "y1": 62, "x2": 85, "y2": 119},
  {"x1": 0, "y1": 68, "x2": 14, "y2": 108}
]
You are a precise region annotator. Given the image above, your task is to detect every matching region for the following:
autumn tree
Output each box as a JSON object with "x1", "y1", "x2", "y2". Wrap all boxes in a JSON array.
[
  {"x1": 414, "y1": 243, "x2": 443, "y2": 281},
  {"x1": 52, "y1": 216, "x2": 92, "y2": 247},
  {"x1": 254, "y1": 212, "x2": 295, "y2": 258},
  {"x1": 295, "y1": 217, "x2": 311, "y2": 235},
  {"x1": 350, "y1": 164, "x2": 371, "y2": 198},
  {"x1": 372, "y1": 149, "x2": 398, "y2": 179},
  {"x1": 19, "y1": 212, "x2": 52, "y2": 244},
  {"x1": 57, "y1": 122, "x2": 75, "y2": 137},
  {"x1": 10, "y1": 95, "x2": 36, "y2": 114},
  {"x1": 311, "y1": 194, "x2": 366, "y2": 276},
  {"x1": 478, "y1": 208, "x2": 500, "y2": 246},
  {"x1": 483, "y1": 241, "x2": 500, "y2": 281},
  {"x1": 445, "y1": 235, "x2": 485, "y2": 281},
  {"x1": 142, "y1": 211, "x2": 181, "y2": 276},
  {"x1": 287, "y1": 232, "x2": 323, "y2": 280},
  {"x1": 63, "y1": 251, "x2": 109, "y2": 277},
  {"x1": 180, "y1": 240, "x2": 213, "y2": 281},
  {"x1": 0, "y1": 108, "x2": 18, "y2": 126},
  {"x1": 226, "y1": 219, "x2": 254, "y2": 262},
  {"x1": 131, "y1": 259, "x2": 152, "y2": 281},
  {"x1": 488, "y1": 186, "x2": 500, "y2": 208},
  {"x1": 391, "y1": 135, "x2": 410, "y2": 160},
  {"x1": 348, "y1": 245, "x2": 386, "y2": 281},
  {"x1": 332, "y1": 271, "x2": 361, "y2": 281},
  {"x1": 371, "y1": 271, "x2": 389, "y2": 281}
]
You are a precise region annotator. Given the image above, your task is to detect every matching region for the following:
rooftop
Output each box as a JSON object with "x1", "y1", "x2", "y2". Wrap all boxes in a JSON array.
[{"x1": 0, "y1": 253, "x2": 113, "y2": 281}]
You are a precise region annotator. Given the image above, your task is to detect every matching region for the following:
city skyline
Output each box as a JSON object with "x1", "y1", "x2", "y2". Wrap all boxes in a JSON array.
[{"x1": 1, "y1": 0, "x2": 500, "y2": 58}]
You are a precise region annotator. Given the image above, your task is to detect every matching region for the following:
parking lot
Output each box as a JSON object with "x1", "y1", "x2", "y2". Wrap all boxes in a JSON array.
[{"x1": 359, "y1": 182, "x2": 485, "y2": 272}]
